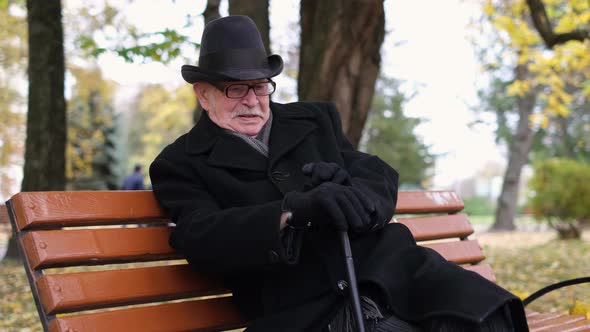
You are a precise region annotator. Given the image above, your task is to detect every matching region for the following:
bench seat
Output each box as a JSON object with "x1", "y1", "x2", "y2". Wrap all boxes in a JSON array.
[{"x1": 7, "y1": 190, "x2": 590, "y2": 331}]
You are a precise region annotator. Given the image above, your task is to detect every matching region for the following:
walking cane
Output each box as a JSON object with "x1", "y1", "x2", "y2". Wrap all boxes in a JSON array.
[{"x1": 339, "y1": 231, "x2": 366, "y2": 332}]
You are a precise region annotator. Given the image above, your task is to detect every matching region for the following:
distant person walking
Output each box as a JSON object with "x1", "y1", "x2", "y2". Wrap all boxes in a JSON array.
[{"x1": 121, "y1": 164, "x2": 145, "y2": 190}]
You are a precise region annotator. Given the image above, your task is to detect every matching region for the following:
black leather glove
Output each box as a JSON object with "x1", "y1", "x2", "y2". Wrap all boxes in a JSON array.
[
  {"x1": 302, "y1": 162, "x2": 351, "y2": 189},
  {"x1": 282, "y1": 182, "x2": 373, "y2": 232}
]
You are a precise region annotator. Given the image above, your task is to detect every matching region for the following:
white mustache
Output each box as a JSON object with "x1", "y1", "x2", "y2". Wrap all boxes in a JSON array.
[{"x1": 232, "y1": 106, "x2": 264, "y2": 118}]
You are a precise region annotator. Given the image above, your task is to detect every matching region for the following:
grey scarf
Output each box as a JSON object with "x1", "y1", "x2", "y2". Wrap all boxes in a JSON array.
[{"x1": 225, "y1": 112, "x2": 272, "y2": 157}]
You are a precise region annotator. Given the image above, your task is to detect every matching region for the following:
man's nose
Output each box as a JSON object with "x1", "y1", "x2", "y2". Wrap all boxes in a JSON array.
[{"x1": 241, "y1": 88, "x2": 259, "y2": 106}]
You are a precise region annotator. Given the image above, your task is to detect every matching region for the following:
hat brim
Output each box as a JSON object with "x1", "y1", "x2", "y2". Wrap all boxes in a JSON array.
[{"x1": 181, "y1": 54, "x2": 283, "y2": 83}]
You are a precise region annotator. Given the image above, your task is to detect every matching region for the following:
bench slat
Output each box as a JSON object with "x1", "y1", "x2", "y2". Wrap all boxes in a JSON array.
[
  {"x1": 37, "y1": 264, "x2": 228, "y2": 315},
  {"x1": 529, "y1": 314, "x2": 589, "y2": 332},
  {"x1": 542, "y1": 319, "x2": 590, "y2": 332},
  {"x1": 47, "y1": 297, "x2": 247, "y2": 332},
  {"x1": 464, "y1": 264, "x2": 495, "y2": 282},
  {"x1": 24, "y1": 218, "x2": 476, "y2": 270},
  {"x1": 37, "y1": 262, "x2": 496, "y2": 316},
  {"x1": 22, "y1": 227, "x2": 178, "y2": 270},
  {"x1": 395, "y1": 190, "x2": 464, "y2": 214},
  {"x1": 397, "y1": 214, "x2": 473, "y2": 241},
  {"x1": 528, "y1": 313, "x2": 563, "y2": 325},
  {"x1": 10, "y1": 191, "x2": 166, "y2": 231},
  {"x1": 422, "y1": 240, "x2": 485, "y2": 265},
  {"x1": 10, "y1": 191, "x2": 463, "y2": 230}
]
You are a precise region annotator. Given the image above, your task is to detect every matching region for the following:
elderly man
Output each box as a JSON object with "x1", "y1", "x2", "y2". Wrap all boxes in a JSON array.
[{"x1": 149, "y1": 16, "x2": 527, "y2": 332}]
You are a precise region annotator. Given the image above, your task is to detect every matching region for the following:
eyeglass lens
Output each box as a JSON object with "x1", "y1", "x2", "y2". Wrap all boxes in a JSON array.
[{"x1": 226, "y1": 82, "x2": 275, "y2": 98}]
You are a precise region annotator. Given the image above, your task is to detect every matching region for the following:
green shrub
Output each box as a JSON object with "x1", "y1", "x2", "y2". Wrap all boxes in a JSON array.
[
  {"x1": 527, "y1": 158, "x2": 590, "y2": 239},
  {"x1": 463, "y1": 196, "x2": 496, "y2": 216}
]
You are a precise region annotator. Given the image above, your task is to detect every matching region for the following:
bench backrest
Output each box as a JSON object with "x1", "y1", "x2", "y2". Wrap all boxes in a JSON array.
[{"x1": 7, "y1": 190, "x2": 492, "y2": 332}]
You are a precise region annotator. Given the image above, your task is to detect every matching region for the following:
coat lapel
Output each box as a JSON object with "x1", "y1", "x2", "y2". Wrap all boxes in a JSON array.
[
  {"x1": 207, "y1": 135, "x2": 268, "y2": 171},
  {"x1": 268, "y1": 102, "x2": 317, "y2": 168}
]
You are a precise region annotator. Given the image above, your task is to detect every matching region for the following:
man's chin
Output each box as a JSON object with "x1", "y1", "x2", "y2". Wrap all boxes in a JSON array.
[
  {"x1": 234, "y1": 124, "x2": 263, "y2": 137},
  {"x1": 233, "y1": 118, "x2": 265, "y2": 136}
]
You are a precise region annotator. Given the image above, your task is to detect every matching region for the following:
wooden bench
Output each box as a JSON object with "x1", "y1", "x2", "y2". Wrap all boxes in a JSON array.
[{"x1": 6, "y1": 190, "x2": 590, "y2": 332}]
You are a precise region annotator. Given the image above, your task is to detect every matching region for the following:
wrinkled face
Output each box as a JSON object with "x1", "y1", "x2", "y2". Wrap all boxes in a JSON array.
[{"x1": 193, "y1": 80, "x2": 271, "y2": 137}]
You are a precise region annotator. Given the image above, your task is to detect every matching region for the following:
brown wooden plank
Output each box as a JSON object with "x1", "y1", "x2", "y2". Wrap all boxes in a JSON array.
[
  {"x1": 0, "y1": 205, "x2": 8, "y2": 225},
  {"x1": 395, "y1": 191, "x2": 464, "y2": 214},
  {"x1": 47, "y1": 297, "x2": 247, "y2": 332},
  {"x1": 527, "y1": 313, "x2": 563, "y2": 324},
  {"x1": 9, "y1": 191, "x2": 166, "y2": 231},
  {"x1": 22, "y1": 227, "x2": 178, "y2": 270},
  {"x1": 529, "y1": 314, "x2": 587, "y2": 331},
  {"x1": 397, "y1": 214, "x2": 473, "y2": 241},
  {"x1": 464, "y1": 264, "x2": 495, "y2": 282},
  {"x1": 9, "y1": 190, "x2": 465, "y2": 231},
  {"x1": 37, "y1": 264, "x2": 228, "y2": 315},
  {"x1": 422, "y1": 240, "x2": 485, "y2": 265},
  {"x1": 543, "y1": 319, "x2": 590, "y2": 332}
]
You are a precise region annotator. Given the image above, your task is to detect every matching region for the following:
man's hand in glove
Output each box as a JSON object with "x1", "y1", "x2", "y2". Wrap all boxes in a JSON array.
[
  {"x1": 299, "y1": 162, "x2": 380, "y2": 231},
  {"x1": 283, "y1": 182, "x2": 376, "y2": 232},
  {"x1": 302, "y1": 162, "x2": 351, "y2": 188}
]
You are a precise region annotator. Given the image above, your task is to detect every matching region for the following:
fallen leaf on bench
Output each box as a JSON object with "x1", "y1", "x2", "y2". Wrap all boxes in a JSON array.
[{"x1": 570, "y1": 300, "x2": 590, "y2": 319}]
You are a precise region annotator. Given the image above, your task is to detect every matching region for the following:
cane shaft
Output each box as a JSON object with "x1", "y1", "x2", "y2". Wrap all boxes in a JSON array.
[{"x1": 340, "y1": 231, "x2": 366, "y2": 332}]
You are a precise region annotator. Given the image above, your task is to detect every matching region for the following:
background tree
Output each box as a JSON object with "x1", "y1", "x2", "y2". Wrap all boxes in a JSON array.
[
  {"x1": 204, "y1": 0, "x2": 221, "y2": 24},
  {"x1": 361, "y1": 77, "x2": 434, "y2": 188},
  {"x1": 475, "y1": 0, "x2": 590, "y2": 230},
  {"x1": 0, "y1": 0, "x2": 26, "y2": 200},
  {"x1": 298, "y1": 0, "x2": 385, "y2": 148},
  {"x1": 66, "y1": 66, "x2": 119, "y2": 190},
  {"x1": 0, "y1": 0, "x2": 26, "y2": 260},
  {"x1": 126, "y1": 84, "x2": 195, "y2": 184},
  {"x1": 229, "y1": 0, "x2": 270, "y2": 53},
  {"x1": 526, "y1": 0, "x2": 590, "y2": 48},
  {"x1": 21, "y1": 0, "x2": 66, "y2": 192}
]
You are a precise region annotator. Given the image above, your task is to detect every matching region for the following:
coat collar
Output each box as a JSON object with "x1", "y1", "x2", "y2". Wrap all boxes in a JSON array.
[{"x1": 185, "y1": 102, "x2": 317, "y2": 171}]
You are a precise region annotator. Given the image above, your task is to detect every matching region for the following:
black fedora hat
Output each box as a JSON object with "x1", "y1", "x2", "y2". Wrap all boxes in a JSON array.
[{"x1": 181, "y1": 16, "x2": 283, "y2": 83}]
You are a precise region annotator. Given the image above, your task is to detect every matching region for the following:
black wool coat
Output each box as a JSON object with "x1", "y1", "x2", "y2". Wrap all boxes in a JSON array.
[{"x1": 149, "y1": 101, "x2": 528, "y2": 331}]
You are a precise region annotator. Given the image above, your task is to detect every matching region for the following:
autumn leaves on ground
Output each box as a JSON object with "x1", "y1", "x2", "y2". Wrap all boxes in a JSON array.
[{"x1": 1, "y1": 229, "x2": 589, "y2": 331}]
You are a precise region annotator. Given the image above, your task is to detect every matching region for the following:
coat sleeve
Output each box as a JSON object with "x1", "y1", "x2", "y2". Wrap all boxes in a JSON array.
[
  {"x1": 150, "y1": 157, "x2": 296, "y2": 275},
  {"x1": 323, "y1": 102, "x2": 400, "y2": 227}
]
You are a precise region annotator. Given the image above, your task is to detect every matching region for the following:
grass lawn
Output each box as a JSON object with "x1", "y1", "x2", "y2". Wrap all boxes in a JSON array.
[{"x1": 1, "y1": 228, "x2": 589, "y2": 330}]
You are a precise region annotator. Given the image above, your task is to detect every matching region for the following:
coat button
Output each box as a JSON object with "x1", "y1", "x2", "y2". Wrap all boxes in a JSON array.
[
  {"x1": 271, "y1": 171, "x2": 290, "y2": 181},
  {"x1": 337, "y1": 280, "x2": 348, "y2": 292},
  {"x1": 267, "y1": 250, "x2": 279, "y2": 263}
]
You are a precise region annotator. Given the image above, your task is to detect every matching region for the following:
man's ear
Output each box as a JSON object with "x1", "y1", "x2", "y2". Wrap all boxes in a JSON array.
[{"x1": 193, "y1": 83, "x2": 211, "y2": 110}]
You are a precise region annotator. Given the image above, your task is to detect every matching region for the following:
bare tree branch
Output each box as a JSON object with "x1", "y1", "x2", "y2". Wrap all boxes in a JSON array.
[{"x1": 526, "y1": 0, "x2": 589, "y2": 48}]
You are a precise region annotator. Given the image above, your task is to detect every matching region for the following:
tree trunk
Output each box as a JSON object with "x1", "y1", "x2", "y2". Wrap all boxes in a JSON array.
[
  {"x1": 492, "y1": 64, "x2": 536, "y2": 231},
  {"x1": 194, "y1": 0, "x2": 223, "y2": 124},
  {"x1": 4, "y1": 235, "x2": 20, "y2": 260},
  {"x1": 203, "y1": 0, "x2": 221, "y2": 24},
  {"x1": 21, "y1": 0, "x2": 66, "y2": 192},
  {"x1": 229, "y1": 0, "x2": 270, "y2": 53},
  {"x1": 298, "y1": 0, "x2": 385, "y2": 148}
]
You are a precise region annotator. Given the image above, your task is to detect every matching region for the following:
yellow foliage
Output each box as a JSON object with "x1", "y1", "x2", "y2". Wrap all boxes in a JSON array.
[
  {"x1": 507, "y1": 80, "x2": 530, "y2": 97},
  {"x1": 570, "y1": 300, "x2": 590, "y2": 319},
  {"x1": 480, "y1": 0, "x2": 590, "y2": 126},
  {"x1": 529, "y1": 113, "x2": 549, "y2": 129}
]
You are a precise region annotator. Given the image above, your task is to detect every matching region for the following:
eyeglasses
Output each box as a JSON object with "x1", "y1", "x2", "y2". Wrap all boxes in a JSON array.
[{"x1": 212, "y1": 80, "x2": 276, "y2": 99}]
